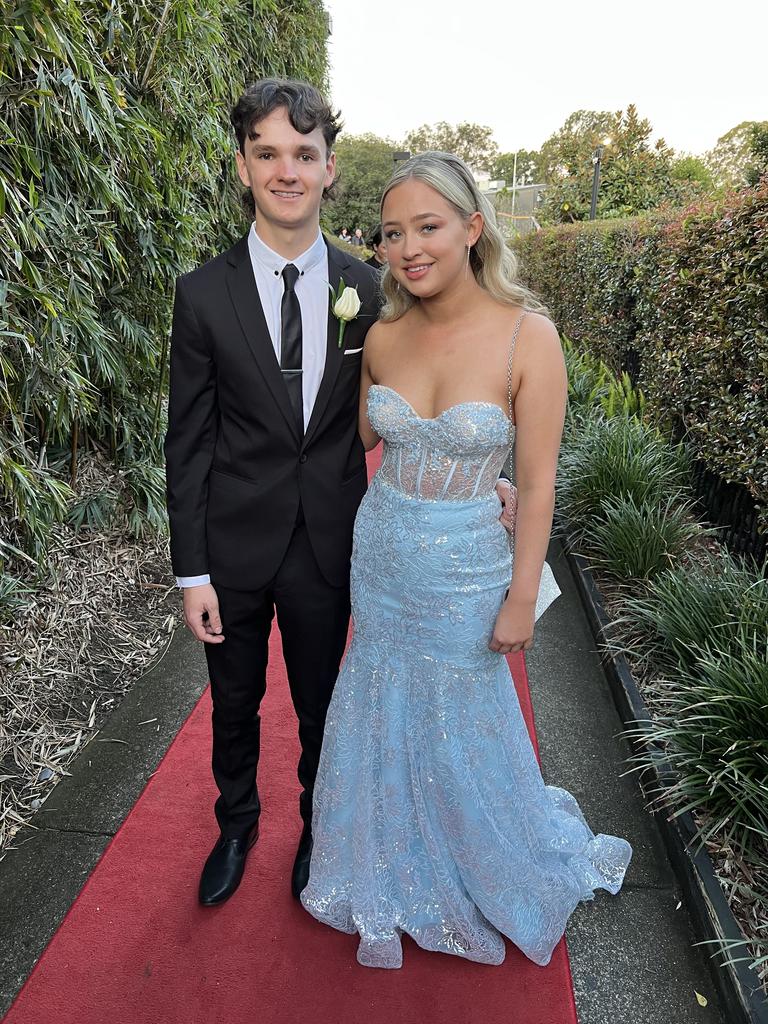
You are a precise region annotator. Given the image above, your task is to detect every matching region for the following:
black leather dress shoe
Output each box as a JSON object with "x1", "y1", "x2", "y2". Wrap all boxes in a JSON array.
[
  {"x1": 198, "y1": 825, "x2": 259, "y2": 906},
  {"x1": 291, "y1": 825, "x2": 313, "y2": 900}
]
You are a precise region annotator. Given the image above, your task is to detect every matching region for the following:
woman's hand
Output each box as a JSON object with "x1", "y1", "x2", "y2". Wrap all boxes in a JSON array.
[{"x1": 489, "y1": 594, "x2": 535, "y2": 654}]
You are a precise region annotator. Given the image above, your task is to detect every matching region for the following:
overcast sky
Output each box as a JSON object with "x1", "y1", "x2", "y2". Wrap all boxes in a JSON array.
[{"x1": 324, "y1": 0, "x2": 767, "y2": 156}]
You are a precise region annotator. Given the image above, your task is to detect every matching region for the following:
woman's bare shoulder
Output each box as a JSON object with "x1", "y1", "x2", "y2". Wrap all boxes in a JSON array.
[
  {"x1": 364, "y1": 319, "x2": 399, "y2": 381},
  {"x1": 517, "y1": 308, "x2": 557, "y2": 337},
  {"x1": 482, "y1": 306, "x2": 559, "y2": 365},
  {"x1": 515, "y1": 309, "x2": 561, "y2": 359},
  {"x1": 365, "y1": 318, "x2": 397, "y2": 348},
  {"x1": 365, "y1": 314, "x2": 416, "y2": 357}
]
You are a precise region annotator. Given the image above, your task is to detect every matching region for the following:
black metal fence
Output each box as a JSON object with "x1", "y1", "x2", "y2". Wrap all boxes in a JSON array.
[{"x1": 689, "y1": 459, "x2": 767, "y2": 567}]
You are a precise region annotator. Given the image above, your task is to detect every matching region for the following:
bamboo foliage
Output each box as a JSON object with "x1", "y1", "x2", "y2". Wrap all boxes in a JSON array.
[{"x1": 0, "y1": 0, "x2": 329, "y2": 571}]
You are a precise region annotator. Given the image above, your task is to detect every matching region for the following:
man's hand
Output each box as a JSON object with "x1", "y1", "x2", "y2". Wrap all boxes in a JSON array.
[
  {"x1": 495, "y1": 480, "x2": 518, "y2": 534},
  {"x1": 183, "y1": 583, "x2": 225, "y2": 644}
]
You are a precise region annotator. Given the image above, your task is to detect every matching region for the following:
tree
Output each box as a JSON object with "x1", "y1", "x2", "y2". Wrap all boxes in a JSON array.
[
  {"x1": 492, "y1": 150, "x2": 542, "y2": 186},
  {"x1": 705, "y1": 121, "x2": 768, "y2": 188},
  {"x1": 404, "y1": 122, "x2": 499, "y2": 173},
  {"x1": 671, "y1": 155, "x2": 713, "y2": 189},
  {"x1": 671, "y1": 153, "x2": 720, "y2": 205},
  {"x1": 324, "y1": 133, "x2": 398, "y2": 239},
  {"x1": 538, "y1": 104, "x2": 693, "y2": 223},
  {"x1": 745, "y1": 122, "x2": 768, "y2": 186},
  {"x1": 670, "y1": 155, "x2": 715, "y2": 204},
  {"x1": 537, "y1": 109, "x2": 617, "y2": 183}
]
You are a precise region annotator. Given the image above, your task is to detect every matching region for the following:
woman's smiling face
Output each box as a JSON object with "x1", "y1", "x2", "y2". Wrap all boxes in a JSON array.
[{"x1": 382, "y1": 178, "x2": 480, "y2": 298}]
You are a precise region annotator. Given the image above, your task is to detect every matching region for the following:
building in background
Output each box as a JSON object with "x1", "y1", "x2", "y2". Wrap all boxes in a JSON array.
[
  {"x1": 492, "y1": 183, "x2": 546, "y2": 238},
  {"x1": 470, "y1": 168, "x2": 545, "y2": 238}
]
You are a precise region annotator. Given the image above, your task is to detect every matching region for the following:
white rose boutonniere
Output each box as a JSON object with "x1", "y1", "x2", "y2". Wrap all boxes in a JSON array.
[{"x1": 329, "y1": 278, "x2": 361, "y2": 348}]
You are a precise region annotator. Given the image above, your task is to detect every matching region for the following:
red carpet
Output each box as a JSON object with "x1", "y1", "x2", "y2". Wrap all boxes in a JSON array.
[{"x1": 4, "y1": 457, "x2": 577, "y2": 1024}]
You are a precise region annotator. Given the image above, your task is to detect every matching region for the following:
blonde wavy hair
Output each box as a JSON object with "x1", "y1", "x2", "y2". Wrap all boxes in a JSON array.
[{"x1": 378, "y1": 151, "x2": 547, "y2": 322}]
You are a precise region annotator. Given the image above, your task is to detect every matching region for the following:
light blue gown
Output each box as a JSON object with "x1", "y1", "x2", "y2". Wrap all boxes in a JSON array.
[{"x1": 301, "y1": 383, "x2": 632, "y2": 969}]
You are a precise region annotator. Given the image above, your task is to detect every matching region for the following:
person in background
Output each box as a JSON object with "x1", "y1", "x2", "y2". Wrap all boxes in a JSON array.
[
  {"x1": 364, "y1": 224, "x2": 388, "y2": 269},
  {"x1": 351, "y1": 227, "x2": 365, "y2": 247},
  {"x1": 338, "y1": 226, "x2": 351, "y2": 243}
]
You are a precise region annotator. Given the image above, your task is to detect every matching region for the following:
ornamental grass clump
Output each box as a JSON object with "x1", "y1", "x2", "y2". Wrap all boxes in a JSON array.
[
  {"x1": 629, "y1": 642, "x2": 768, "y2": 853},
  {"x1": 600, "y1": 371, "x2": 645, "y2": 421},
  {"x1": 582, "y1": 494, "x2": 705, "y2": 582},
  {"x1": 557, "y1": 414, "x2": 690, "y2": 543},
  {"x1": 608, "y1": 553, "x2": 768, "y2": 675}
]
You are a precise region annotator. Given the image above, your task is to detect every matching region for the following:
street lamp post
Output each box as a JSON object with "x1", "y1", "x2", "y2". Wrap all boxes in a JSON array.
[
  {"x1": 510, "y1": 150, "x2": 518, "y2": 217},
  {"x1": 589, "y1": 146, "x2": 604, "y2": 221},
  {"x1": 589, "y1": 136, "x2": 611, "y2": 221}
]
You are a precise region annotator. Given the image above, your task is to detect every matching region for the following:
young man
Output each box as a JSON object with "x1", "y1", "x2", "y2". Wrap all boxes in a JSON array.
[
  {"x1": 164, "y1": 79, "x2": 380, "y2": 905},
  {"x1": 365, "y1": 224, "x2": 388, "y2": 269}
]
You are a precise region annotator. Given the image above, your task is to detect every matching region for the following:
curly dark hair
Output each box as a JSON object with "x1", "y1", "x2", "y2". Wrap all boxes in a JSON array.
[{"x1": 231, "y1": 79, "x2": 341, "y2": 212}]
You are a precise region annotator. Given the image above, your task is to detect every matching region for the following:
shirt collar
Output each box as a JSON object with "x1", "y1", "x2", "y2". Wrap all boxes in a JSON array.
[{"x1": 248, "y1": 224, "x2": 327, "y2": 280}]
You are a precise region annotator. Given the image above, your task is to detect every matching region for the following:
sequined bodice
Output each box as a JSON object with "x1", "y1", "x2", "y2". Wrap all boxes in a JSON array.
[{"x1": 368, "y1": 385, "x2": 514, "y2": 502}]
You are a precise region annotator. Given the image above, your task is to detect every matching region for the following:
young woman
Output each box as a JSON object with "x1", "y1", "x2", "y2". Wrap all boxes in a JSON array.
[{"x1": 301, "y1": 152, "x2": 631, "y2": 969}]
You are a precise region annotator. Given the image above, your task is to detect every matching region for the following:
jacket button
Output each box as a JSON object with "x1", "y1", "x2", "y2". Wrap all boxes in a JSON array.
[{"x1": 299, "y1": 454, "x2": 308, "y2": 464}]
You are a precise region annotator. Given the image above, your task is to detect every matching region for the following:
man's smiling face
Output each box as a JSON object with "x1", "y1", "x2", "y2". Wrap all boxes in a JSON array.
[{"x1": 236, "y1": 106, "x2": 335, "y2": 233}]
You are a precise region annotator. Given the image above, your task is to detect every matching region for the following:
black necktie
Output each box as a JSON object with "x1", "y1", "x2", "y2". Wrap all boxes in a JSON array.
[{"x1": 280, "y1": 263, "x2": 303, "y2": 434}]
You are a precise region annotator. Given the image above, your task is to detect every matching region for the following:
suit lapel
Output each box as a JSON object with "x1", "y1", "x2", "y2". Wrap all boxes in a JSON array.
[
  {"x1": 302, "y1": 240, "x2": 351, "y2": 448},
  {"x1": 225, "y1": 233, "x2": 301, "y2": 443}
]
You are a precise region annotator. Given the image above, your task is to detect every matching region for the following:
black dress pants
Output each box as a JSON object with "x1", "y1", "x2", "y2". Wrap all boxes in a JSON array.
[{"x1": 203, "y1": 516, "x2": 351, "y2": 839}]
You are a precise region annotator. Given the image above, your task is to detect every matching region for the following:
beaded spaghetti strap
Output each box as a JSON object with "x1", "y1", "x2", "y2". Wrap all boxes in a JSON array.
[
  {"x1": 506, "y1": 310, "x2": 528, "y2": 436},
  {"x1": 502, "y1": 311, "x2": 528, "y2": 525}
]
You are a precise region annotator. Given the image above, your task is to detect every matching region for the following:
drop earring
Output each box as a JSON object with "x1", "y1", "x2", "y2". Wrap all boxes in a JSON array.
[{"x1": 464, "y1": 242, "x2": 471, "y2": 280}]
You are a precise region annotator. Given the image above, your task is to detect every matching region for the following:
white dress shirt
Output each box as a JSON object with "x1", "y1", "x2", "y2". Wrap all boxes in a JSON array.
[{"x1": 177, "y1": 226, "x2": 330, "y2": 588}]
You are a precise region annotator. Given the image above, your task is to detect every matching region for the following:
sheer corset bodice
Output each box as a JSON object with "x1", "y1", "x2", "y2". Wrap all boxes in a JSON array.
[{"x1": 368, "y1": 385, "x2": 514, "y2": 502}]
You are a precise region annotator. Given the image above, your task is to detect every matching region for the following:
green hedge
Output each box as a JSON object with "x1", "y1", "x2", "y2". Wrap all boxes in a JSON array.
[
  {"x1": 0, "y1": 0, "x2": 329, "y2": 565},
  {"x1": 515, "y1": 184, "x2": 768, "y2": 531}
]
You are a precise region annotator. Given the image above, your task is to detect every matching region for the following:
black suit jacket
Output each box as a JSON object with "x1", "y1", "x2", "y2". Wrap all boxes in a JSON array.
[{"x1": 164, "y1": 233, "x2": 381, "y2": 590}]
